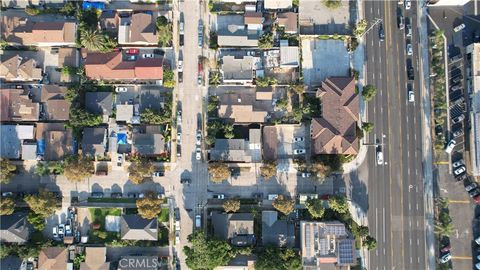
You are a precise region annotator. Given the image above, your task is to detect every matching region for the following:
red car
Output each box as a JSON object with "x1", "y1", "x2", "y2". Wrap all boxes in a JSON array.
[
  {"x1": 125, "y1": 48, "x2": 139, "y2": 55},
  {"x1": 440, "y1": 244, "x2": 451, "y2": 253},
  {"x1": 473, "y1": 194, "x2": 480, "y2": 204}
]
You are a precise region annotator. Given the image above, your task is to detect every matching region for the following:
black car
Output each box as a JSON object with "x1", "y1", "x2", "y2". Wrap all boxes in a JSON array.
[
  {"x1": 449, "y1": 90, "x2": 463, "y2": 101},
  {"x1": 449, "y1": 53, "x2": 463, "y2": 63},
  {"x1": 452, "y1": 75, "x2": 463, "y2": 84},
  {"x1": 450, "y1": 84, "x2": 462, "y2": 91},
  {"x1": 111, "y1": 192, "x2": 123, "y2": 198},
  {"x1": 407, "y1": 66, "x2": 415, "y2": 80},
  {"x1": 178, "y1": 71, "x2": 183, "y2": 83},
  {"x1": 455, "y1": 173, "x2": 468, "y2": 182},
  {"x1": 468, "y1": 188, "x2": 480, "y2": 198},
  {"x1": 180, "y1": 177, "x2": 191, "y2": 184},
  {"x1": 379, "y1": 23, "x2": 385, "y2": 41}
]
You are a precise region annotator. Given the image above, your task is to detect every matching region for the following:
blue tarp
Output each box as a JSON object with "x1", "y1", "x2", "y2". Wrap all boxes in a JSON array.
[
  {"x1": 117, "y1": 133, "x2": 127, "y2": 145},
  {"x1": 82, "y1": 1, "x2": 105, "y2": 10},
  {"x1": 37, "y1": 139, "x2": 45, "y2": 155}
]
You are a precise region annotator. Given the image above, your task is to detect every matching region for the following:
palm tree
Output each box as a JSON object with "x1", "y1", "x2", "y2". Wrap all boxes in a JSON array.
[
  {"x1": 80, "y1": 29, "x2": 104, "y2": 51},
  {"x1": 157, "y1": 24, "x2": 172, "y2": 47},
  {"x1": 209, "y1": 72, "x2": 221, "y2": 86},
  {"x1": 434, "y1": 222, "x2": 454, "y2": 236}
]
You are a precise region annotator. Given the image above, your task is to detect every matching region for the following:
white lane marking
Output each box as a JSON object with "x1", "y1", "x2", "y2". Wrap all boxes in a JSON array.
[
  {"x1": 383, "y1": 208, "x2": 385, "y2": 241},
  {"x1": 372, "y1": 56, "x2": 375, "y2": 63},
  {"x1": 373, "y1": 73, "x2": 375, "y2": 79},
  {"x1": 410, "y1": 238, "x2": 412, "y2": 245},
  {"x1": 416, "y1": 203, "x2": 419, "y2": 211},
  {"x1": 379, "y1": 73, "x2": 382, "y2": 79},
  {"x1": 370, "y1": 7, "x2": 373, "y2": 13},
  {"x1": 417, "y1": 238, "x2": 420, "y2": 246},
  {"x1": 379, "y1": 57, "x2": 382, "y2": 64},
  {"x1": 409, "y1": 203, "x2": 411, "y2": 211},
  {"x1": 418, "y1": 257, "x2": 420, "y2": 263},
  {"x1": 417, "y1": 220, "x2": 419, "y2": 227},
  {"x1": 410, "y1": 257, "x2": 413, "y2": 264},
  {"x1": 408, "y1": 167, "x2": 410, "y2": 175}
]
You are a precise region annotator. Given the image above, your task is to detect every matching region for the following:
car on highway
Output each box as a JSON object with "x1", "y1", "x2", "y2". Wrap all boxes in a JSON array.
[
  {"x1": 452, "y1": 114, "x2": 465, "y2": 124},
  {"x1": 177, "y1": 60, "x2": 183, "y2": 72},
  {"x1": 142, "y1": 53, "x2": 154, "y2": 58},
  {"x1": 405, "y1": 18, "x2": 412, "y2": 37},
  {"x1": 453, "y1": 159, "x2": 465, "y2": 168},
  {"x1": 452, "y1": 128, "x2": 463, "y2": 138},
  {"x1": 293, "y1": 149, "x2": 306, "y2": 154},
  {"x1": 404, "y1": 0, "x2": 411, "y2": 10},
  {"x1": 406, "y1": 41, "x2": 413, "y2": 56},
  {"x1": 125, "y1": 48, "x2": 139, "y2": 54},
  {"x1": 293, "y1": 137, "x2": 304, "y2": 142},
  {"x1": 407, "y1": 66, "x2": 415, "y2": 80},
  {"x1": 397, "y1": 13, "x2": 404, "y2": 29},
  {"x1": 196, "y1": 132, "x2": 202, "y2": 146},
  {"x1": 466, "y1": 182, "x2": 478, "y2": 192},
  {"x1": 115, "y1": 87, "x2": 128, "y2": 92},
  {"x1": 445, "y1": 140, "x2": 456, "y2": 154},
  {"x1": 377, "y1": 150, "x2": 384, "y2": 165},
  {"x1": 379, "y1": 23, "x2": 385, "y2": 41},
  {"x1": 195, "y1": 148, "x2": 202, "y2": 161},
  {"x1": 408, "y1": 89, "x2": 414, "y2": 102},
  {"x1": 453, "y1": 166, "x2": 466, "y2": 176},
  {"x1": 439, "y1": 253, "x2": 451, "y2": 263},
  {"x1": 195, "y1": 215, "x2": 201, "y2": 228},
  {"x1": 453, "y1": 23, "x2": 465, "y2": 32},
  {"x1": 213, "y1": 194, "x2": 225, "y2": 199}
]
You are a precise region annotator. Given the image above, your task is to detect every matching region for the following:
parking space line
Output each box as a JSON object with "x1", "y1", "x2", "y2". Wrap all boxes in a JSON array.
[
  {"x1": 451, "y1": 256, "x2": 472, "y2": 260},
  {"x1": 434, "y1": 161, "x2": 449, "y2": 165},
  {"x1": 448, "y1": 200, "x2": 470, "y2": 204}
]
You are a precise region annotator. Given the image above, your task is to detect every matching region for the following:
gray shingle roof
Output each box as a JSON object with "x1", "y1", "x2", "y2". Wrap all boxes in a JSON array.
[
  {"x1": 82, "y1": 127, "x2": 107, "y2": 157},
  {"x1": 85, "y1": 92, "x2": 113, "y2": 115},
  {"x1": 120, "y1": 215, "x2": 158, "y2": 241},
  {"x1": 261, "y1": 211, "x2": 295, "y2": 247},
  {"x1": 0, "y1": 212, "x2": 32, "y2": 243}
]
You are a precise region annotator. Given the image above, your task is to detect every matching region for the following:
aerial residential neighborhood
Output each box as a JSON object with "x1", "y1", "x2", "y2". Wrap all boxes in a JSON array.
[{"x1": 0, "y1": 0, "x2": 480, "y2": 270}]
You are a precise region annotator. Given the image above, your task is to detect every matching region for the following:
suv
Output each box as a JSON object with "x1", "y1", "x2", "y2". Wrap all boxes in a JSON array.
[
  {"x1": 452, "y1": 159, "x2": 465, "y2": 168},
  {"x1": 466, "y1": 182, "x2": 478, "y2": 192},
  {"x1": 453, "y1": 166, "x2": 466, "y2": 176},
  {"x1": 453, "y1": 23, "x2": 466, "y2": 32},
  {"x1": 445, "y1": 140, "x2": 456, "y2": 154},
  {"x1": 379, "y1": 23, "x2": 385, "y2": 41},
  {"x1": 398, "y1": 14, "x2": 404, "y2": 29},
  {"x1": 377, "y1": 150, "x2": 384, "y2": 165},
  {"x1": 405, "y1": 18, "x2": 412, "y2": 37}
]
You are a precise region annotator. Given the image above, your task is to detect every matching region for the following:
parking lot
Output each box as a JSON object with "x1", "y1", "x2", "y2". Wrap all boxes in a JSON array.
[
  {"x1": 263, "y1": 124, "x2": 307, "y2": 159},
  {"x1": 298, "y1": 0, "x2": 354, "y2": 35},
  {"x1": 301, "y1": 39, "x2": 350, "y2": 88}
]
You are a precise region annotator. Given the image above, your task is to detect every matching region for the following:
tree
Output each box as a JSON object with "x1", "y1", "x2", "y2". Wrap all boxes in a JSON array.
[
  {"x1": 25, "y1": 6, "x2": 41, "y2": 15},
  {"x1": 362, "y1": 122, "x2": 374, "y2": 133},
  {"x1": 288, "y1": 83, "x2": 305, "y2": 95},
  {"x1": 27, "y1": 212, "x2": 46, "y2": 231},
  {"x1": 0, "y1": 159, "x2": 16, "y2": 184},
  {"x1": 80, "y1": 29, "x2": 104, "y2": 51},
  {"x1": 35, "y1": 163, "x2": 49, "y2": 176},
  {"x1": 162, "y1": 69, "x2": 175, "y2": 88},
  {"x1": 156, "y1": 16, "x2": 168, "y2": 27},
  {"x1": 276, "y1": 98, "x2": 288, "y2": 110},
  {"x1": 362, "y1": 85, "x2": 377, "y2": 101},
  {"x1": 136, "y1": 191, "x2": 164, "y2": 219},
  {"x1": 156, "y1": 18, "x2": 172, "y2": 47},
  {"x1": 24, "y1": 189, "x2": 60, "y2": 217},
  {"x1": 184, "y1": 232, "x2": 235, "y2": 270},
  {"x1": 59, "y1": 1, "x2": 76, "y2": 16},
  {"x1": 223, "y1": 123, "x2": 235, "y2": 139},
  {"x1": 260, "y1": 162, "x2": 277, "y2": 179},
  {"x1": 0, "y1": 197, "x2": 15, "y2": 216},
  {"x1": 353, "y1": 19, "x2": 368, "y2": 37},
  {"x1": 258, "y1": 32, "x2": 274, "y2": 49},
  {"x1": 256, "y1": 247, "x2": 301, "y2": 270},
  {"x1": 208, "y1": 162, "x2": 231, "y2": 182},
  {"x1": 434, "y1": 222, "x2": 454, "y2": 236},
  {"x1": 272, "y1": 195, "x2": 295, "y2": 215},
  {"x1": 0, "y1": 245, "x2": 12, "y2": 259},
  {"x1": 209, "y1": 31, "x2": 219, "y2": 50},
  {"x1": 141, "y1": 108, "x2": 170, "y2": 125},
  {"x1": 209, "y1": 71, "x2": 221, "y2": 86},
  {"x1": 363, "y1": 235, "x2": 377, "y2": 250},
  {"x1": 256, "y1": 76, "x2": 277, "y2": 87},
  {"x1": 305, "y1": 198, "x2": 325, "y2": 218},
  {"x1": 64, "y1": 155, "x2": 94, "y2": 182},
  {"x1": 223, "y1": 199, "x2": 240, "y2": 213},
  {"x1": 328, "y1": 195, "x2": 349, "y2": 214},
  {"x1": 357, "y1": 225, "x2": 370, "y2": 238},
  {"x1": 128, "y1": 159, "x2": 154, "y2": 185},
  {"x1": 68, "y1": 108, "x2": 102, "y2": 128},
  {"x1": 322, "y1": 0, "x2": 342, "y2": 9}
]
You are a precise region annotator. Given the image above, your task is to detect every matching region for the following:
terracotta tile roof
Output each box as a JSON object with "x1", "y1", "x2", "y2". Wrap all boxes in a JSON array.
[
  {"x1": 1, "y1": 17, "x2": 76, "y2": 44},
  {"x1": 84, "y1": 51, "x2": 163, "y2": 80},
  {"x1": 244, "y1": 12, "x2": 263, "y2": 24},
  {"x1": 311, "y1": 77, "x2": 359, "y2": 155},
  {"x1": 277, "y1": 12, "x2": 298, "y2": 33}
]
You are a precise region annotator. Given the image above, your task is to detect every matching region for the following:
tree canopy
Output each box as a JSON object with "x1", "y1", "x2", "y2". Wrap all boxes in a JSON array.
[
  {"x1": 184, "y1": 232, "x2": 235, "y2": 270},
  {"x1": 64, "y1": 155, "x2": 94, "y2": 182},
  {"x1": 68, "y1": 108, "x2": 103, "y2": 128},
  {"x1": 136, "y1": 191, "x2": 164, "y2": 219},
  {"x1": 305, "y1": 198, "x2": 325, "y2": 218},
  {"x1": 0, "y1": 197, "x2": 15, "y2": 216},
  {"x1": 328, "y1": 195, "x2": 349, "y2": 214},
  {"x1": 208, "y1": 162, "x2": 230, "y2": 183},
  {"x1": 163, "y1": 69, "x2": 175, "y2": 88},
  {"x1": 156, "y1": 16, "x2": 172, "y2": 47},
  {"x1": 272, "y1": 195, "x2": 295, "y2": 215},
  {"x1": 24, "y1": 189, "x2": 60, "y2": 217},
  {"x1": 258, "y1": 32, "x2": 274, "y2": 49},
  {"x1": 223, "y1": 199, "x2": 241, "y2": 213},
  {"x1": 128, "y1": 159, "x2": 154, "y2": 184},
  {"x1": 0, "y1": 158, "x2": 16, "y2": 184},
  {"x1": 256, "y1": 247, "x2": 301, "y2": 270},
  {"x1": 362, "y1": 85, "x2": 377, "y2": 101},
  {"x1": 260, "y1": 162, "x2": 277, "y2": 179}
]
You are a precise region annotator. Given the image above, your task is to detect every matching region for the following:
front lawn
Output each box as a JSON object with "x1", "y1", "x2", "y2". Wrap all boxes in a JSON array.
[
  {"x1": 157, "y1": 208, "x2": 169, "y2": 222},
  {"x1": 89, "y1": 208, "x2": 122, "y2": 229}
]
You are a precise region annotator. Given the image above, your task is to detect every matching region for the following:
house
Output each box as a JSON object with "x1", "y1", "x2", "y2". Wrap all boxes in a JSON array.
[
  {"x1": 1, "y1": 16, "x2": 76, "y2": 46},
  {"x1": 221, "y1": 55, "x2": 254, "y2": 84},
  {"x1": 82, "y1": 127, "x2": 108, "y2": 157},
  {"x1": 85, "y1": 92, "x2": 113, "y2": 116},
  {"x1": 0, "y1": 89, "x2": 40, "y2": 121},
  {"x1": 44, "y1": 130, "x2": 74, "y2": 161},
  {"x1": 277, "y1": 12, "x2": 298, "y2": 34},
  {"x1": 0, "y1": 212, "x2": 32, "y2": 243},
  {"x1": 84, "y1": 51, "x2": 163, "y2": 82},
  {"x1": 0, "y1": 53, "x2": 42, "y2": 82},
  {"x1": 40, "y1": 85, "x2": 70, "y2": 121},
  {"x1": 300, "y1": 221, "x2": 356, "y2": 268},
  {"x1": 264, "y1": 0, "x2": 292, "y2": 10},
  {"x1": 212, "y1": 213, "x2": 255, "y2": 246},
  {"x1": 311, "y1": 77, "x2": 359, "y2": 155},
  {"x1": 244, "y1": 12, "x2": 263, "y2": 31},
  {"x1": 279, "y1": 41, "x2": 299, "y2": 68},
  {"x1": 132, "y1": 126, "x2": 165, "y2": 156},
  {"x1": 100, "y1": 10, "x2": 119, "y2": 32},
  {"x1": 215, "y1": 255, "x2": 256, "y2": 270},
  {"x1": 118, "y1": 12, "x2": 158, "y2": 45},
  {"x1": 120, "y1": 215, "x2": 158, "y2": 241},
  {"x1": 0, "y1": 125, "x2": 35, "y2": 160},
  {"x1": 80, "y1": 247, "x2": 110, "y2": 270},
  {"x1": 218, "y1": 26, "x2": 259, "y2": 47},
  {"x1": 38, "y1": 247, "x2": 68, "y2": 270},
  {"x1": 211, "y1": 128, "x2": 261, "y2": 162},
  {"x1": 218, "y1": 92, "x2": 272, "y2": 123},
  {"x1": 261, "y1": 211, "x2": 295, "y2": 247},
  {"x1": 58, "y1": 48, "x2": 79, "y2": 83}
]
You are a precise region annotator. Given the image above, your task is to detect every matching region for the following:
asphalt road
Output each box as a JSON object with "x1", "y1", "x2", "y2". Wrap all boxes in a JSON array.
[{"x1": 364, "y1": 1, "x2": 427, "y2": 269}]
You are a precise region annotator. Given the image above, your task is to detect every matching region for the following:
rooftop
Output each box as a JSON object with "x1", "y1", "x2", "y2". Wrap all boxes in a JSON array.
[{"x1": 0, "y1": 88, "x2": 39, "y2": 121}]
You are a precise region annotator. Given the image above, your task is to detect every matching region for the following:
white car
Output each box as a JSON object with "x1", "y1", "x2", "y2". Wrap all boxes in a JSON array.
[
  {"x1": 301, "y1": 172, "x2": 311, "y2": 178},
  {"x1": 293, "y1": 149, "x2": 306, "y2": 155},
  {"x1": 452, "y1": 159, "x2": 464, "y2": 168},
  {"x1": 293, "y1": 137, "x2": 304, "y2": 142},
  {"x1": 439, "y1": 253, "x2": 451, "y2": 263},
  {"x1": 406, "y1": 43, "x2": 413, "y2": 56},
  {"x1": 65, "y1": 224, "x2": 72, "y2": 236},
  {"x1": 445, "y1": 139, "x2": 456, "y2": 154},
  {"x1": 196, "y1": 148, "x2": 201, "y2": 160},
  {"x1": 453, "y1": 23, "x2": 465, "y2": 33},
  {"x1": 58, "y1": 224, "x2": 65, "y2": 237},
  {"x1": 404, "y1": 0, "x2": 411, "y2": 10},
  {"x1": 175, "y1": 230, "x2": 180, "y2": 244},
  {"x1": 408, "y1": 91, "x2": 414, "y2": 102},
  {"x1": 377, "y1": 151, "x2": 384, "y2": 165},
  {"x1": 453, "y1": 166, "x2": 466, "y2": 176},
  {"x1": 475, "y1": 236, "x2": 480, "y2": 245},
  {"x1": 177, "y1": 60, "x2": 183, "y2": 72},
  {"x1": 213, "y1": 194, "x2": 225, "y2": 199},
  {"x1": 177, "y1": 132, "x2": 181, "y2": 144},
  {"x1": 195, "y1": 215, "x2": 201, "y2": 228},
  {"x1": 115, "y1": 87, "x2": 128, "y2": 92},
  {"x1": 142, "y1": 53, "x2": 154, "y2": 58},
  {"x1": 52, "y1": 227, "x2": 58, "y2": 238},
  {"x1": 196, "y1": 132, "x2": 202, "y2": 146}
]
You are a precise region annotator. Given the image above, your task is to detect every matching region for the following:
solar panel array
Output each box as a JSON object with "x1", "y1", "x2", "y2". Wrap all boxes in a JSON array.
[
  {"x1": 324, "y1": 224, "x2": 347, "y2": 236},
  {"x1": 337, "y1": 239, "x2": 355, "y2": 264}
]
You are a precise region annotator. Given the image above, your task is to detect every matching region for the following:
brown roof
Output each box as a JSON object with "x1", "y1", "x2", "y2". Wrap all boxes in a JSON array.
[
  {"x1": 311, "y1": 77, "x2": 359, "y2": 155},
  {"x1": 218, "y1": 92, "x2": 272, "y2": 123},
  {"x1": 84, "y1": 51, "x2": 163, "y2": 80},
  {"x1": 0, "y1": 89, "x2": 39, "y2": 121},
  {"x1": 277, "y1": 12, "x2": 298, "y2": 33},
  {"x1": 1, "y1": 16, "x2": 75, "y2": 44},
  {"x1": 0, "y1": 54, "x2": 42, "y2": 81},
  {"x1": 80, "y1": 247, "x2": 110, "y2": 270},
  {"x1": 44, "y1": 130, "x2": 73, "y2": 161},
  {"x1": 262, "y1": 126, "x2": 278, "y2": 161},
  {"x1": 100, "y1": 11, "x2": 119, "y2": 31},
  {"x1": 244, "y1": 12, "x2": 263, "y2": 24},
  {"x1": 41, "y1": 85, "x2": 70, "y2": 121},
  {"x1": 129, "y1": 13, "x2": 157, "y2": 44},
  {"x1": 58, "y1": 48, "x2": 77, "y2": 67},
  {"x1": 1, "y1": 16, "x2": 33, "y2": 44},
  {"x1": 38, "y1": 247, "x2": 68, "y2": 270}
]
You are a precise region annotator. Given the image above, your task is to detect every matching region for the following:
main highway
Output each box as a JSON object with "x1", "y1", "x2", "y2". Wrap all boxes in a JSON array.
[{"x1": 364, "y1": 1, "x2": 429, "y2": 269}]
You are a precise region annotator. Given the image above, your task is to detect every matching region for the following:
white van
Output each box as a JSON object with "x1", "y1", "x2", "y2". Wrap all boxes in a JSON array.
[{"x1": 195, "y1": 215, "x2": 201, "y2": 228}]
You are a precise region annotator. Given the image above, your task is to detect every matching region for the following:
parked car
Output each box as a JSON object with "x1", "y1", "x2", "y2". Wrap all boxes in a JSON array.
[
  {"x1": 440, "y1": 244, "x2": 451, "y2": 253},
  {"x1": 196, "y1": 132, "x2": 202, "y2": 146},
  {"x1": 452, "y1": 128, "x2": 463, "y2": 138},
  {"x1": 452, "y1": 159, "x2": 465, "y2": 168},
  {"x1": 445, "y1": 140, "x2": 456, "y2": 154},
  {"x1": 65, "y1": 222, "x2": 72, "y2": 235},
  {"x1": 1, "y1": 192, "x2": 13, "y2": 197},
  {"x1": 439, "y1": 253, "x2": 451, "y2": 263},
  {"x1": 452, "y1": 114, "x2": 465, "y2": 124},
  {"x1": 301, "y1": 172, "x2": 312, "y2": 178},
  {"x1": 111, "y1": 192, "x2": 123, "y2": 198},
  {"x1": 452, "y1": 75, "x2": 463, "y2": 84},
  {"x1": 126, "y1": 48, "x2": 139, "y2": 54},
  {"x1": 453, "y1": 166, "x2": 466, "y2": 176},
  {"x1": 453, "y1": 23, "x2": 466, "y2": 32},
  {"x1": 404, "y1": 0, "x2": 411, "y2": 10},
  {"x1": 52, "y1": 227, "x2": 58, "y2": 239},
  {"x1": 469, "y1": 188, "x2": 480, "y2": 198},
  {"x1": 153, "y1": 171, "x2": 165, "y2": 177},
  {"x1": 127, "y1": 192, "x2": 138, "y2": 198},
  {"x1": 115, "y1": 87, "x2": 128, "y2": 92},
  {"x1": 195, "y1": 215, "x2": 201, "y2": 228},
  {"x1": 197, "y1": 75, "x2": 203, "y2": 86},
  {"x1": 293, "y1": 137, "x2": 304, "y2": 142},
  {"x1": 91, "y1": 192, "x2": 104, "y2": 198},
  {"x1": 195, "y1": 148, "x2": 202, "y2": 161},
  {"x1": 177, "y1": 132, "x2": 181, "y2": 144},
  {"x1": 213, "y1": 194, "x2": 225, "y2": 199},
  {"x1": 293, "y1": 149, "x2": 306, "y2": 155},
  {"x1": 126, "y1": 55, "x2": 137, "y2": 61},
  {"x1": 465, "y1": 182, "x2": 478, "y2": 192},
  {"x1": 455, "y1": 173, "x2": 468, "y2": 182},
  {"x1": 142, "y1": 53, "x2": 154, "y2": 58},
  {"x1": 177, "y1": 60, "x2": 183, "y2": 72},
  {"x1": 450, "y1": 84, "x2": 462, "y2": 91},
  {"x1": 58, "y1": 224, "x2": 65, "y2": 237}
]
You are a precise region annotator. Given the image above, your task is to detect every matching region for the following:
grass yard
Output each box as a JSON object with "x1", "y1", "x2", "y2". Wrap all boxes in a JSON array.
[
  {"x1": 157, "y1": 208, "x2": 169, "y2": 222},
  {"x1": 89, "y1": 208, "x2": 122, "y2": 229}
]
